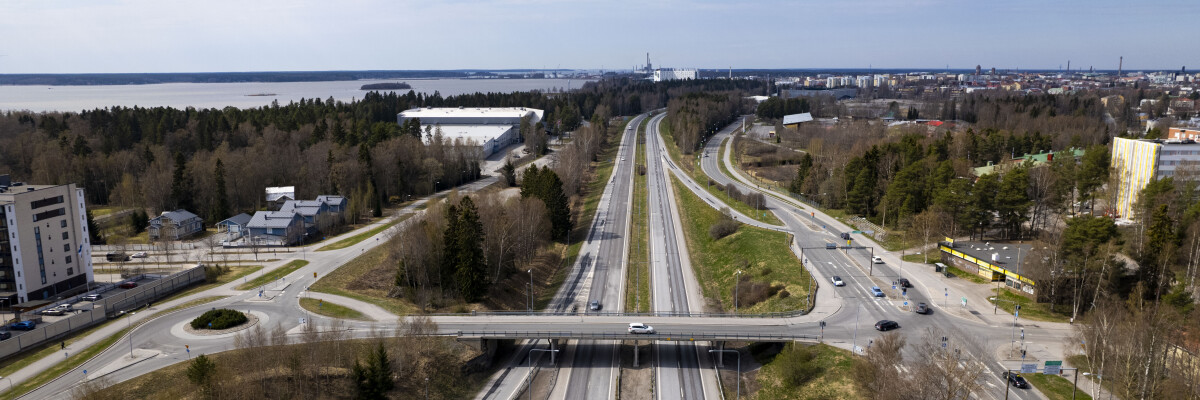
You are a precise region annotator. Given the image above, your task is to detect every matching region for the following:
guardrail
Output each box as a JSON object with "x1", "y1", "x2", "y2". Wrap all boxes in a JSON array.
[
  {"x1": 0, "y1": 266, "x2": 206, "y2": 362},
  {"x1": 453, "y1": 330, "x2": 820, "y2": 342}
]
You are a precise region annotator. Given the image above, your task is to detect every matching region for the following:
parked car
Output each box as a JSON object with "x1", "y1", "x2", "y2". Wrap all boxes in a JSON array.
[
  {"x1": 118, "y1": 281, "x2": 138, "y2": 289},
  {"x1": 1002, "y1": 371, "x2": 1029, "y2": 388},
  {"x1": 628, "y1": 323, "x2": 655, "y2": 334},
  {"x1": 874, "y1": 320, "x2": 899, "y2": 331},
  {"x1": 82, "y1": 294, "x2": 102, "y2": 302},
  {"x1": 898, "y1": 278, "x2": 912, "y2": 288},
  {"x1": 40, "y1": 308, "x2": 64, "y2": 316},
  {"x1": 589, "y1": 300, "x2": 602, "y2": 311},
  {"x1": 871, "y1": 286, "x2": 885, "y2": 297},
  {"x1": 914, "y1": 302, "x2": 930, "y2": 314},
  {"x1": 831, "y1": 276, "x2": 845, "y2": 286},
  {"x1": 0, "y1": 331, "x2": 10, "y2": 340},
  {"x1": 825, "y1": 242, "x2": 837, "y2": 249},
  {"x1": 872, "y1": 256, "x2": 884, "y2": 264},
  {"x1": 9, "y1": 321, "x2": 36, "y2": 331},
  {"x1": 130, "y1": 252, "x2": 148, "y2": 258}
]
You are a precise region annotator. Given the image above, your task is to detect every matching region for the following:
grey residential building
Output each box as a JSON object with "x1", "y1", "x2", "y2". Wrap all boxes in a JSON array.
[
  {"x1": 148, "y1": 209, "x2": 203, "y2": 241},
  {"x1": 0, "y1": 176, "x2": 94, "y2": 304}
]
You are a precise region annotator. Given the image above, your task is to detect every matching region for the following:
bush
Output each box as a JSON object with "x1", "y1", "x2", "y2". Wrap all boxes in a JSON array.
[
  {"x1": 776, "y1": 343, "x2": 823, "y2": 388},
  {"x1": 203, "y1": 265, "x2": 228, "y2": 283},
  {"x1": 735, "y1": 277, "x2": 776, "y2": 308},
  {"x1": 191, "y1": 309, "x2": 248, "y2": 330},
  {"x1": 709, "y1": 218, "x2": 740, "y2": 240}
]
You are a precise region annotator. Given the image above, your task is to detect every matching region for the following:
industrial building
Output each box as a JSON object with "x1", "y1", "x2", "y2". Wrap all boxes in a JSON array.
[
  {"x1": 939, "y1": 239, "x2": 1035, "y2": 296},
  {"x1": 398, "y1": 107, "x2": 544, "y2": 157},
  {"x1": 653, "y1": 68, "x2": 697, "y2": 82},
  {"x1": 0, "y1": 175, "x2": 94, "y2": 305},
  {"x1": 1112, "y1": 137, "x2": 1200, "y2": 219}
]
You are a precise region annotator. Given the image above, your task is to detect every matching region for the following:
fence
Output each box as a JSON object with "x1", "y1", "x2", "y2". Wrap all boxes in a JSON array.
[
  {"x1": 0, "y1": 266, "x2": 206, "y2": 362},
  {"x1": 454, "y1": 330, "x2": 821, "y2": 342}
]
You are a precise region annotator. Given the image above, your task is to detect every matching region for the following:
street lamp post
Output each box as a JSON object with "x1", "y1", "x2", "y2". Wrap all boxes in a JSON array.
[
  {"x1": 526, "y1": 347, "x2": 559, "y2": 400},
  {"x1": 527, "y1": 269, "x2": 534, "y2": 312},
  {"x1": 126, "y1": 311, "x2": 137, "y2": 358},
  {"x1": 709, "y1": 349, "x2": 742, "y2": 400},
  {"x1": 733, "y1": 270, "x2": 743, "y2": 314}
]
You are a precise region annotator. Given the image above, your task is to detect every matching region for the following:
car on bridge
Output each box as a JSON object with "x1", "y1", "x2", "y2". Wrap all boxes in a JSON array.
[
  {"x1": 131, "y1": 252, "x2": 148, "y2": 258},
  {"x1": 628, "y1": 323, "x2": 655, "y2": 334},
  {"x1": 874, "y1": 320, "x2": 899, "y2": 331},
  {"x1": 871, "y1": 286, "x2": 885, "y2": 297},
  {"x1": 831, "y1": 276, "x2": 845, "y2": 286}
]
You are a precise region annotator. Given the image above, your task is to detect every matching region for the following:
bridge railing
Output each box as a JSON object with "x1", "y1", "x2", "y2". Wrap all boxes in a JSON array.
[
  {"x1": 424, "y1": 309, "x2": 808, "y2": 318},
  {"x1": 454, "y1": 330, "x2": 820, "y2": 342}
]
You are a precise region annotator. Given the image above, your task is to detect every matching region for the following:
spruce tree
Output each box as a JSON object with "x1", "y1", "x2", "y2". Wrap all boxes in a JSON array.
[
  {"x1": 170, "y1": 151, "x2": 193, "y2": 211},
  {"x1": 212, "y1": 158, "x2": 230, "y2": 222}
]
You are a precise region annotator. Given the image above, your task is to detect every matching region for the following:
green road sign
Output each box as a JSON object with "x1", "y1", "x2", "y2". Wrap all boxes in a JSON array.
[{"x1": 1044, "y1": 360, "x2": 1063, "y2": 375}]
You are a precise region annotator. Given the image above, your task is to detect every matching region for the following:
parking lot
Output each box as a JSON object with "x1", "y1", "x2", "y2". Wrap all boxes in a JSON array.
[{"x1": 2, "y1": 275, "x2": 161, "y2": 341}]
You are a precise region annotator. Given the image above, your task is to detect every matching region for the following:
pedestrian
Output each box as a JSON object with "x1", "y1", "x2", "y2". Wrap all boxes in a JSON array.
[{"x1": 61, "y1": 341, "x2": 65, "y2": 350}]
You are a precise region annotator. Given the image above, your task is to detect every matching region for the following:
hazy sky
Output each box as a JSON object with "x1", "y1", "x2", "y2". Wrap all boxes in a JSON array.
[{"x1": 2, "y1": 0, "x2": 1196, "y2": 73}]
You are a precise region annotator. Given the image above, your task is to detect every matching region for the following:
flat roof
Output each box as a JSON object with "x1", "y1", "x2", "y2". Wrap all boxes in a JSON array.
[
  {"x1": 429, "y1": 124, "x2": 511, "y2": 143},
  {"x1": 944, "y1": 241, "x2": 1033, "y2": 272},
  {"x1": 400, "y1": 107, "x2": 542, "y2": 119}
]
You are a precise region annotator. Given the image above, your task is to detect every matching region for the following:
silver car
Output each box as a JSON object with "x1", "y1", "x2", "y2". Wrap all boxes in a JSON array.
[{"x1": 628, "y1": 323, "x2": 655, "y2": 334}]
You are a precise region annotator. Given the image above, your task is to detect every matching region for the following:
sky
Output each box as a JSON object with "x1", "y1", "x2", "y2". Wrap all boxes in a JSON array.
[{"x1": 1, "y1": 0, "x2": 1197, "y2": 74}]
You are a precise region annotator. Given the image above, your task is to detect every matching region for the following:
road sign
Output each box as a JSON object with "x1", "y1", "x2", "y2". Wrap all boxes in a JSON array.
[
  {"x1": 903, "y1": 301, "x2": 908, "y2": 306},
  {"x1": 961, "y1": 297, "x2": 968, "y2": 306},
  {"x1": 1044, "y1": 360, "x2": 1063, "y2": 375},
  {"x1": 851, "y1": 230, "x2": 862, "y2": 234},
  {"x1": 1020, "y1": 363, "x2": 1037, "y2": 374}
]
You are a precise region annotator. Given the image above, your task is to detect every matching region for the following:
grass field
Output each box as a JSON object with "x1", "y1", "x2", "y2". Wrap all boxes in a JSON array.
[
  {"x1": 989, "y1": 288, "x2": 1072, "y2": 323},
  {"x1": 670, "y1": 174, "x2": 810, "y2": 313},
  {"x1": 626, "y1": 117, "x2": 651, "y2": 313},
  {"x1": 1025, "y1": 373, "x2": 1092, "y2": 400},
  {"x1": 316, "y1": 216, "x2": 406, "y2": 251},
  {"x1": 750, "y1": 343, "x2": 863, "y2": 400},
  {"x1": 310, "y1": 245, "x2": 415, "y2": 315},
  {"x1": 235, "y1": 260, "x2": 309, "y2": 290},
  {"x1": 299, "y1": 297, "x2": 370, "y2": 321},
  {"x1": 659, "y1": 120, "x2": 781, "y2": 225}
]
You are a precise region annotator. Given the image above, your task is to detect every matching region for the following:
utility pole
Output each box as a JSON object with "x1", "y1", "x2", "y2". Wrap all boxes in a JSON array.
[{"x1": 709, "y1": 349, "x2": 742, "y2": 400}]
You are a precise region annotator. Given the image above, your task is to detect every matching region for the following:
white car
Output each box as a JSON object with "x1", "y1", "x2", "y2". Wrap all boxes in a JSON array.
[
  {"x1": 628, "y1": 323, "x2": 655, "y2": 334},
  {"x1": 131, "y1": 252, "x2": 148, "y2": 258},
  {"x1": 872, "y1": 256, "x2": 884, "y2": 264},
  {"x1": 831, "y1": 276, "x2": 845, "y2": 286}
]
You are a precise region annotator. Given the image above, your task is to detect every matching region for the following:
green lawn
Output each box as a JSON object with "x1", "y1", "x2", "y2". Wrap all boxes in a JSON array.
[
  {"x1": 989, "y1": 288, "x2": 1072, "y2": 323},
  {"x1": 671, "y1": 174, "x2": 810, "y2": 313},
  {"x1": 752, "y1": 343, "x2": 863, "y2": 399},
  {"x1": 310, "y1": 244, "x2": 416, "y2": 316},
  {"x1": 316, "y1": 217, "x2": 406, "y2": 251},
  {"x1": 626, "y1": 117, "x2": 651, "y2": 313},
  {"x1": 235, "y1": 260, "x2": 309, "y2": 290},
  {"x1": 0, "y1": 326, "x2": 129, "y2": 400},
  {"x1": 299, "y1": 297, "x2": 370, "y2": 321},
  {"x1": 1025, "y1": 373, "x2": 1092, "y2": 400}
]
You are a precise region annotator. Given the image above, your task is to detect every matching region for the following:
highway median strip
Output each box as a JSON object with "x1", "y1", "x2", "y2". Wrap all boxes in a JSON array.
[{"x1": 235, "y1": 260, "x2": 309, "y2": 291}]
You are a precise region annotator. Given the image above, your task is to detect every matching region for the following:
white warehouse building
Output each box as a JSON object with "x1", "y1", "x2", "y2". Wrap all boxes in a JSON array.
[
  {"x1": 397, "y1": 107, "x2": 544, "y2": 157},
  {"x1": 653, "y1": 68, "x2": 698, "y2": 82}
]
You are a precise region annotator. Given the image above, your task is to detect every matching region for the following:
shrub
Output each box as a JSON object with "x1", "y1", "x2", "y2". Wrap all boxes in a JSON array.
[
  {"x1": 709, "y1": 218, "x2": 740, "y2": 240},
  {"x1": 776, "y1": 343, "x2": 823, "y2": 388},
  {"x1": 191, "y1": 309, "x2": 248, "y2": 330},
  {"x1": 736, "y1": 278, "x2": 772, "y2": 308},
  {"x1": 203, "y1": 265, "x2": 228, "y2": 283}
]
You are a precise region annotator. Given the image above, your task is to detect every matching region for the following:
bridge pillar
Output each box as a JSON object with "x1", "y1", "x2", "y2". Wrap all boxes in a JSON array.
[
  {"x1": 715, "y1": 341, "x2": 726, "y2": 367},
  {"x1": 550, "y1": 339, "x2": 558, "y2": 365},
  {"x1": 633, "y1": 341, "x2": 640, "y2": 367}
]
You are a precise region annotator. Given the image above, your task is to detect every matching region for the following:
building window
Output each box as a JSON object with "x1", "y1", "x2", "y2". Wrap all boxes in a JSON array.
[
  {"x1": 60, "y1": 220, "x2": 67, "y2": 228},
  {"x1": 66, "y1": 255, "x2": 72, "y2": 264},
  {"x1": 67, "y1": 267, "x2": 73, "y2": 275},
  {"x1": 61, "y1": 232, "x2": 68, "y2": 240},
  {"x1": 63, "y1": 244, "x2": 70, "y2": 252}
]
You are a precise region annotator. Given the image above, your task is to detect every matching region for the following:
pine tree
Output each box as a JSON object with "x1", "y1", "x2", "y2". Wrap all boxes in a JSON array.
[
  {"x1": 170, "y1": 151, "x2": 193, "y2": 211},
  {"x1": 451, "y1": 196, "x2": 489, "y2": 302},
  {"x1": 212, "y1": 158, "x2": 230, "y2": 222}
]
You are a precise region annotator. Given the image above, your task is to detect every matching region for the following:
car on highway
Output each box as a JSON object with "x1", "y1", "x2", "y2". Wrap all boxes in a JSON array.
[
  {"x1": 914, "y1": 302, "x2": 930, "y2": 314},
  {"x1": 840, "y1": 232, "x2": 851, "y2": 240},
  {"x1": 82, "y1": 294, "x2": 102, "y2": 302},
  {"x1": 825, "y1": 242, "x2": 837, "y2": 249},
  {"x1": 898, "y1": 278, "x2": 912, "y2": 288},
  {"x1": 874, "y1": 320, "x2": 899, "y2": 331},
  {"x1": 1002, "y1": 371, "x2": 1029, "y2": 388},
  {"x1": 130, "y1": 252, "x2": 148, "y2": 258},
  {"x1": 589, "y1": 300, "x2": 602, "y2": 311},
  {"x1": 871, "y1": 286, "x2": 885, "y2": 297},
  {"x1": 118, "y1": 281, "x2": 138, "y2": 289},
  {"x1": 628, "y1": 323, "x2": 655, "y2": 334},
  {"x1": 872, "y1": 256, "x2": 884, "y2": 264},
  {"x1": 831, "y1": 276, "x2": 845, "y2": 286},
  {"x1": 9, "y1": 321, "x2": 36, "y2": 331}
]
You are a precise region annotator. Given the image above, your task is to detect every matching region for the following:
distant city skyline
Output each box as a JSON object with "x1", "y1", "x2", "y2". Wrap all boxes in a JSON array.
[{"x1": 2, "y1": 0, "x2": 1197, "y2": 74}]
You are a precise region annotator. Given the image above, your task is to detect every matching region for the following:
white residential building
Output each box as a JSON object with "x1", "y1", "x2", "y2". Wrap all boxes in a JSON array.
[{"x1": 0, "y1": 176, "x2": 94, "y2": 304}]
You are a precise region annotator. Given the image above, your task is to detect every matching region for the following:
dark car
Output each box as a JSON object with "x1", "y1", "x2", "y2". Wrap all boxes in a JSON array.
[
  {"x1": 1002, "y1": 371, "x2": 1029, "y2": 388},
  {"x1": 840, "y1": 232, "x2": 851, "y2": 240},
  {"x1": 9, "y1": 321, "x2": 36, "y2": 331},
  {"x1": 874, "y1": 320, "x2": 899, "y2": 331},
  {"x1": 0, "y1": 331, "x2": 10, "y2": 340},
  {"x1": 118, "y1": 281, "x2": 138, "y2": 289},
  {"x1": 914, "y1": 302, "x2": 930, "y2": 314},
  {"x1": 589, "y1": 300, "x2": 602, "y2": 311},
  {"x1": 82, "y1": 294, "x2": 102, "y2": 302},
  {"x1": 898, "y1": 278, "x2": 912, "y2": 288}
]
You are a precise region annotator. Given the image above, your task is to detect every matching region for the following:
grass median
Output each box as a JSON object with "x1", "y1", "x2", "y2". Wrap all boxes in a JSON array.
[
  {"x1": 235, "y1": 260, "x2": 309, "y2": 290},
  {"x1": 670, "y1": 174, "x2": 810, "y2": 313},
  {"x1": 1025, "y1": 373, "x2": 1092, "y2": 400},
  {"x1": 299, "y1": 297, "x2": 369, "y2": 321},
  {"x1": 626, "y1": 117, "x2": 651, "y2": 313},
  {"x1": 316, "y1": 216, "x2": 407, "y2": 251},
  {"x1": 989, "y1": 288, "x2": 1072, "y2": 323},
  {"x1": 660, "y1": 119, "x2": 781, "y2": 226}
]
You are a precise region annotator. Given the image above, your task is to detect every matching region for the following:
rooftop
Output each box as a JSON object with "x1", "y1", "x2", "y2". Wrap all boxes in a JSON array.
[
  {"x1": 783, "y1": 112, "x2": 814, "y2": 125},
  {"x1": 428, "y1": 124, "x2": 512, "y2": 143},
  {"x1": 945, "y1": 240, "x2": 1033, "y2": 273},
  {"x1": 247, "y1": 211, "x2": 300, "y2": 229}
]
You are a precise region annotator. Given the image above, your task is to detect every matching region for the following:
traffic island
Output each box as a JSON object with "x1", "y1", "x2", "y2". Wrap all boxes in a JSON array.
[{"x1": 183, "y1": 309, "x2": 258, "y2": 336}]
